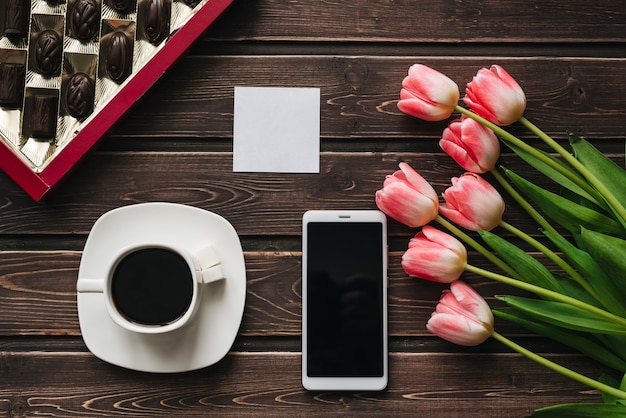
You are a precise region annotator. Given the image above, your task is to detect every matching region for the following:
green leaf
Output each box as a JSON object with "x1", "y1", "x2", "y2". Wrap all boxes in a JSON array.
[
  {"x1": 505, "y1": 168, "x2": 626, "y2": 237},
  {"x1": 553, "y1": 274, "x2": 603, "y2": 310},
  {"x1": 479, "y1": 230, "x2": 562, "y2": 293},
  {"x1": 543, "y1": 229, "x2": 626, "y2": 317},
  {"x1": 497, "y1": 295, "x2": 626, "y2": 335},
  {"x1": 530, "y1": 403, "x2": 626, "y2": 417},
  {"x1": 602, "y1": 335, "x2": 626, "y2": 364},
  {"x1": 503, "y1": 139, "x2": 602, "y2": 207},
  {"x1": 600, "y1": 374, "x2": 625, "y2": 404},
  {"x1": 561, "y1": 187, "x2": 606, "y2": 212},
  {"x1": 570, "y1": 134, "x2": 626, "y2": 228},
  {"x1": 576, "y1": 228, "x2": 626, "y2": 301},
  {"x1": 494, "y1": 307, "x2": 626, "y2": 372}
]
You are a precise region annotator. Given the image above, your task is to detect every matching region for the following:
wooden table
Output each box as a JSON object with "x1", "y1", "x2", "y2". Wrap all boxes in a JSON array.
[{"x1": 1, "y1": 1, "x2": 625, "y2": 416}]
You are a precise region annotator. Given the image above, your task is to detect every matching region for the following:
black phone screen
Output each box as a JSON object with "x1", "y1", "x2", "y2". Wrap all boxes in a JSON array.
[{"x1": 305, "y1": 221, "x2": 385, "y2": 377}]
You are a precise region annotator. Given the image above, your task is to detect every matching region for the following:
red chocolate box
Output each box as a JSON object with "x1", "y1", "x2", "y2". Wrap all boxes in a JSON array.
[{"x1": 0, "y1": 0, "x2": 234, "y2": 201}]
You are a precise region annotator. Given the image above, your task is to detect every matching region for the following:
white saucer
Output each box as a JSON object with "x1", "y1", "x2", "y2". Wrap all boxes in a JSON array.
[{"x1": 77, "y1": 202, "x2": 246, "y2": 373}]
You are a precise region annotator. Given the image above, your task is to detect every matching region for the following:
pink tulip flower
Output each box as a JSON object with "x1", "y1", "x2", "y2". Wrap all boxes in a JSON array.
[
  {"x1": 427, "y1": 280, "x2": 494, "y2": 346},
  {"x1": 440, "y1": 172, "x2": 505, "y2": 231},
  {"x1": 401, "y1": 225, "x2": 467, "y2": 283},
  {"x1": 375, "y1": 162, "x2": 439, "y2": 228},
  {"x1": 439, "y1": 116, "x2": 500, "y2": 173},
  {"x1": 463, "y1": 65, "x2": 526, "y2": 126},
  {"x1": 397, "y1": 64, "x2": 460, "y2": 122}
]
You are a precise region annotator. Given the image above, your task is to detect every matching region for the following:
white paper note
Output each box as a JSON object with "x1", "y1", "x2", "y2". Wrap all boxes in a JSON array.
[{"x1": 233, "y1": 86, "x2": 320, "y2": 173}]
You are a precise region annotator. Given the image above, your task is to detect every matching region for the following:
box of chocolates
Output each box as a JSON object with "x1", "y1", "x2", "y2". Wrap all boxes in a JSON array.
[{"x1": 0, "y1": 0, "x2": 234, "y2": 201}]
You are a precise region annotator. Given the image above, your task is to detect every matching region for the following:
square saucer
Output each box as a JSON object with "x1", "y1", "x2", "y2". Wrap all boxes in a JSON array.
[{"x1": 77, "y1": 202, "x2": 246, "y2": 372}]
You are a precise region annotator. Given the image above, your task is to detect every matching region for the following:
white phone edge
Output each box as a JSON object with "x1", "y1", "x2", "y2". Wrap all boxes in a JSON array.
[{"x1": 301, "y1": 210, "x2": 388, "y2": 391}]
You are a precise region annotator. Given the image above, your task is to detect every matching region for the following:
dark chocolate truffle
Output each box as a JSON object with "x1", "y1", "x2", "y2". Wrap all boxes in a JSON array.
[
  {"x1": 34, "y1": 30, "x2": 63, "y2": 75},
  {"x1": 0, "y1": 63, "x2": 26, "y2": 108},
  {"x1": 4, "y1": 0, "x2": 30, "y2": 39},
  {"x1": 106, "y1": 30, "x2": 132, "y2": 82},
  {"x1": 108, "y1": 0, "x2": 135, "y2": 13},
  {"x1": 71, "y1": 0, "x2": 101, "y2": 41},
  {"x1": 30, "y1": 95, "x2": 58, "y2": 139},
  {"x1": 143, "y1": 0, "x2": 170, "y2": 44},
  {"x1": 66, "y1": 73, "x2": 95, "y2": 119}
]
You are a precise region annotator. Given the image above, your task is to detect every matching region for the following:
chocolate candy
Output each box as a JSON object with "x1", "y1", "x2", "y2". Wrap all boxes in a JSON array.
[
  {"x1": 107, "y1": 0, "x2": 135, "y2": 13},
  {"x1": 30, "y1": 95, "x2": 58, "y2": 139},
  {"x1": 105, "y1": 30, "x2": 132, "y2": 82},
  {"x1": 71, "y1": 0, "x2": 101, "y2": 41},
  {"x1": 4, "y1": 0, "x2": 30, "y2": 39},
  {"x1": 34, "y1": 30, "x2": 63, "y2": 75},
  {"x1": 66, "y1": 73, "x2": 95, "y2": 119},
  {"x1": 143, "y1": 0, "x2": 170, "y2": 44},
  {"x1": 0, "y1": 63, "x2": 26, "y2": 108}
]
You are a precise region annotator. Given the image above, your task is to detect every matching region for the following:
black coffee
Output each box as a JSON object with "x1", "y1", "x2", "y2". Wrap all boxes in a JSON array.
[{"x1": 111, "y1": 248, "x2": 194, "y2": 326}]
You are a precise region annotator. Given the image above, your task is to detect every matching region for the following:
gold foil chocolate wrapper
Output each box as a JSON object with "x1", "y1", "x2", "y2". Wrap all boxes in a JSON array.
[
  {"x1": 63, "y1": 53, "x2": 97, "y2": 120},
  {"x1": 0, "y1": 0, "x2": 206, "y2": 172}
]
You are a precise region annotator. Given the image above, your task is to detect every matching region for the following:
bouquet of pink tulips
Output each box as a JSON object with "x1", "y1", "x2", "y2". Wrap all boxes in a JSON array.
[{"x1": 377, "y1": 64, "x2": 626, "y2": 416}]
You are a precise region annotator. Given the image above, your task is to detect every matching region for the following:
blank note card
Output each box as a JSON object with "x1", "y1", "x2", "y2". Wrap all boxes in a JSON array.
[{"x1": 233, "y1": 86, "x2": 320, "y2": 173}]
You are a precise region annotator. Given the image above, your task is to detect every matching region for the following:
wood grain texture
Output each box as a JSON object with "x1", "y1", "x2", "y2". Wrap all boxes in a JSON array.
[
  {"x1": 207, "y1": 0, "x2": 626, "y2": 42},
  {"x1": 0, "y1": 152, "x2": 620, "y2": 237},
  {"x1": 0, "y1": 250, "x2": 539, "y2": 337},
  {"x1": 1, "y1": 0, "x2": 625, "y2": 415},
  {"x1": 0, "y1": 352, "x2": 606, "y2": 417},
  {"x1": 112, "y1": 57, "x2": 626, "y2": 139}
]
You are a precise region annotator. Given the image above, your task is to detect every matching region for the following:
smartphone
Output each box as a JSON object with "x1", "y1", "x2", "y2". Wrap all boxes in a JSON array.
[{"x1": 302, "y1": 210, "x2": 388, "y2": 391}]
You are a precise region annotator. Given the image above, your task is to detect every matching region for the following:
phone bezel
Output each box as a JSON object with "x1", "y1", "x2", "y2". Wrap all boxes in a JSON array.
[{"x1": 301, "y1": 210, "x2": 388, "y2": 391}]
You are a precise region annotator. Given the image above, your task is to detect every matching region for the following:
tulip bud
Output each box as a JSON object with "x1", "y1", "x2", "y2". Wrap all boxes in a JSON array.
[
  {"x1": 439, "y1": 116, "x2": 500, "y2": 173},
  {"x1": 401, "y1": 225, "x2": 467, "y2": 283},
  {"x1": 427, "y1": 280, "x2": 493, "y2": 346},
  {"x1": 440, "y1": 172, "x2": 505, "y2": 231},
  {"x1": 397, "y1": 64, "x2": 460, "y2": 122},
  {"x1": 375, "y1": 162, "x2": 439, "y2": 228},
  {"x1": 463, "y1": 65, "x2": 526, "y2": 126}
]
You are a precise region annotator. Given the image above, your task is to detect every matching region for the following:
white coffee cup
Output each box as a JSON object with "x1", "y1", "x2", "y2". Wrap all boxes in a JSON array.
[{"x1": 77, "y1": 243, "x2": 225, "y2": 334}]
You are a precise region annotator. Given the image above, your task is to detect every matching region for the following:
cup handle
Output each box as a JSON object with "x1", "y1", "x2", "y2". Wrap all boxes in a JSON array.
[
  {"x1": 76, "y1": 278, "x2": 105, "y2": 293},
  {"x1": 193, "y1": 245, "x2": 226, "y2": 284}
]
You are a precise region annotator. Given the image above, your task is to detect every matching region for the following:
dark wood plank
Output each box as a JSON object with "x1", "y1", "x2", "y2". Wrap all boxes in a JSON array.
[
  {"x1": 0, "y1": 250, "x2": 585, "y2": 337},
  {"x1": 207, "y1": 0, "x2": 626, "y2": 43},
  {"x1": 114, "y1": 56, "x2": 626, "y2": 139},
  {"x1": 0, "y1": 151, "x2": 620, "y2": 236},
  {"x1": 0, "y1": 351, "x2": 606, "y2": 417},
  {"x1": 1, "y1": 0, "x2": 625, "y2": 415}
]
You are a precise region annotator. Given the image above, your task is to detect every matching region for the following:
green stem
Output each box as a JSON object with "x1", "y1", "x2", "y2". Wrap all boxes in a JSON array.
[
  {"x1": 499, "y1": 220, "x2": 602, "y2": 303},
  {"x1": 490, "y1": 169, "x2": 560, "y2": 238},
  {"x1": 491, "y1": 331, "x2": 626, "y2": 399},
  {"x1": 435, "y1": 215, "x2": 520, "y2": 279},
  {"x1": 519, "y1": 116, "x2": 626, "y2": 228},
  {"x1": 488, "y1": 170, "x2": 607, "y2": 302},
  {"x1": 465, "y1": 263, "x2": 626, "y2": 329},
  {"x1": 455, "y1": 106, "x2": 603, "y2": 205}
]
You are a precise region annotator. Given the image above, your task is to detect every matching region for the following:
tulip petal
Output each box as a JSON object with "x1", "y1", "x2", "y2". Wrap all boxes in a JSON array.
[
  {"x1": 401, "y1": 246, "x2": 464, "y2": 283},
  {"x1": 375, "y1": 183, "x2": 438, "y2": 228},
  {"x1": 404, "y1": 64, "x2": 460, "y2": 107},
  {"x1": 439, "y1": 204, "x2": 480, "y2": 230},
  {"x1": 449, "y1": 281, "x2": 493, "y2": 324},
  {"x1": 397, "y1": 64, "x2": 460, "y2": 122},
  {"x1": 427, "y1": 313, "x2": 492, "y2": 346},
  {"x1": 398, "y1": 162, "x2": 438, "y2": 203},
  {"x1": 463, "y1": 65, "x2": 526, "y2": 126},
  {"x1": 420, "y1": 225, "x2": 467, "y2": 259},
  {"x1": 376, "y1": 163, "x2": 439, "y2": 227},
  {"x1": 440, "y1": 173, "x2": 504, "y2": 231},
  {"x1": 440, "y1": 138, "x2": 485, "y2": 173}
]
